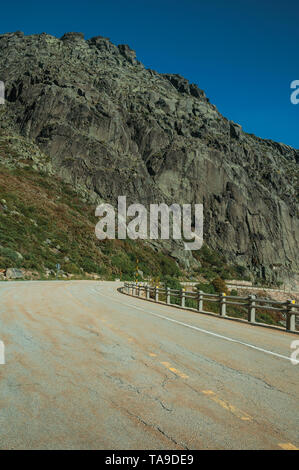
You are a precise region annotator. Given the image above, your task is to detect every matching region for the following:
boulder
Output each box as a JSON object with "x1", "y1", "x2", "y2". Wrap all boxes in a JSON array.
[{"x1": 6, "y1": 268, "x2": 25, "y2": 279}]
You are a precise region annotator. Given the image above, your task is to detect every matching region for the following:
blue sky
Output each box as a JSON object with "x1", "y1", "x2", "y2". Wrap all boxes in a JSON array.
[{"x1": 1, "y1": 0, "x2": 298, "y2": 148}]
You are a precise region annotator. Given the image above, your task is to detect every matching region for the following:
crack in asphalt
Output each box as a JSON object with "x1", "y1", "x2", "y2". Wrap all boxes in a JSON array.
[
  {"x1": 103, "y1": 372, "x2": 173, "y2": 413},
  {"x1": 115, "y1": 403, "x2": 187, "y2": 449}
]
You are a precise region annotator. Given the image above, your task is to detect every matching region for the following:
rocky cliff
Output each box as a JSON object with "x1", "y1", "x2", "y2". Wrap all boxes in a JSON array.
[{"x1": 0, "y1": 31, "x2": 298, "y2": 286}]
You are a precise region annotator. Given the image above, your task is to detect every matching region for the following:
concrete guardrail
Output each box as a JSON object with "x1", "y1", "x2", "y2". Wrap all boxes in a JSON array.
[{"x1": 122, "y1": 282, "x2": 299, "y2": 333}]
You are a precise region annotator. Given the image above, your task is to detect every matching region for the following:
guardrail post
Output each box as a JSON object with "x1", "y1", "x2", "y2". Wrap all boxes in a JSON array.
[
  {"x1": 155, "y1": 286, "x2": 159, "y2": 302},
  {"x1": 137, "y1": 284, "x2": 140, "y2": 297},
  {"x1": 197, "y1": 290, "x2": 203, "y2": 312},
  {"x1": 248, "y1": 294, "x2": 256, "y2": 323},
  {"x1": 146, "y1": 285, "x2": 150, "y2": 299},
  {"x1": 181, "y1": 288, "x2": 185, "y2": 308},
  {"x1": 220, "y1": 293, "x2": 226, "y2": 316},
  {"x1": 166, "y1": 287, "x2": 170, "y2": 304},
  {"x1": 286, "y1": 300, "x2": 296, "y2": 332}
]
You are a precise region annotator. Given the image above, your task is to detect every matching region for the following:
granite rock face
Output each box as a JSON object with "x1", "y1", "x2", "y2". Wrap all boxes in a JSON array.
[{"x1": 0, "y1": 31, "x2": 298, "y2": 284}]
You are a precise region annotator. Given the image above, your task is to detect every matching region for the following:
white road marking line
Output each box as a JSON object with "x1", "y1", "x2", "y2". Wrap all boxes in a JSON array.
[{"x1": 99, "y1": 291, "x2": 299, "y2": 365}]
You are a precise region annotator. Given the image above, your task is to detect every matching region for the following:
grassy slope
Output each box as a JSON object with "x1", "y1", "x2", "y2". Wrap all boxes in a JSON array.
[
  {"x1": 0, "y1": 162, "x2": 250, "y2": 282},
  {"x1": 0, "y1": 164, "x2": 183, "y2": 280}
]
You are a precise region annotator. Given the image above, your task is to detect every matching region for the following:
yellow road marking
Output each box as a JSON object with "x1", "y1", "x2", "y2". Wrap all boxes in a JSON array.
[
  {"x1": 278, "y1": 443, "x2": 299, "y2": 450},
  {"x1": 201, "y1": 390, "x2": 252, "y2": 422},
  {"x1": 160, "y1": 361, "x2": 189, "y2": 379},
  {"x1": 149, "y1": 359, "x2": 253, "y2": 423},
  {"x1": 146, "y1": 357, "x2": 256, "y2": 425}
]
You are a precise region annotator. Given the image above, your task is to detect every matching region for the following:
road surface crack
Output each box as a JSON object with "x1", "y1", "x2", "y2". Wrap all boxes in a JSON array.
[{"x1": 115, "y1": 403, "x2": 188, "y2": 449}]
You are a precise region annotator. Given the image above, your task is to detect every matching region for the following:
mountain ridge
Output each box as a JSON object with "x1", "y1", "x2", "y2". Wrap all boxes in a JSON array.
[{"x1": 0, "y1": 31, "x2": 298, "y2": 287}]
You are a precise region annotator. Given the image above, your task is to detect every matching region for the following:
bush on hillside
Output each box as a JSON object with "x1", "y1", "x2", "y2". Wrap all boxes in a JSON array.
[{"x1": 212, "y1": 277, "x2": 228, "y2": 294}]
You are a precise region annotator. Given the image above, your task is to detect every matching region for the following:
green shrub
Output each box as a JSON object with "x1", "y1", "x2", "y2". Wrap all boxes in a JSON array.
[
  {"x1": 0, "y1": 246, "x2": 22, "y2": 267},
  {"x1": 212, "y1": 277, "x2": 228, "y2": 294},
  {"x1": 162, "y1": 275, "x2": 181, "y2": 290},
  {"x1": 80, "y1": 257, "x2": 103, "y2": 274},
  {"x1": 195, "y1": 282, "x2": 216, "y2": 294},
  {"x1": 111, "y1": 253, "x2": 135, "y2": 276},
  {"x1": 64, "y1": 262, "x2": 81, "y2": 274},
  {"x1": 156, "y1": 253, "x2": 181, "y2": 277}
]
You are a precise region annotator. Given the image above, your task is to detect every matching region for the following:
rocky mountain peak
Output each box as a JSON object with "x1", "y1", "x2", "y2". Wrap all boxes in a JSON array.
[{"x1": 0, "y1": 31, "x2": 298, "y2": 286}]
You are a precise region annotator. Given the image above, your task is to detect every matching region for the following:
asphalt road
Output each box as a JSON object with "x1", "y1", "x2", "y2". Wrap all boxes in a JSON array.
[{"x1": 0, "y1": 280, "x2": 298, "y2": 450}]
